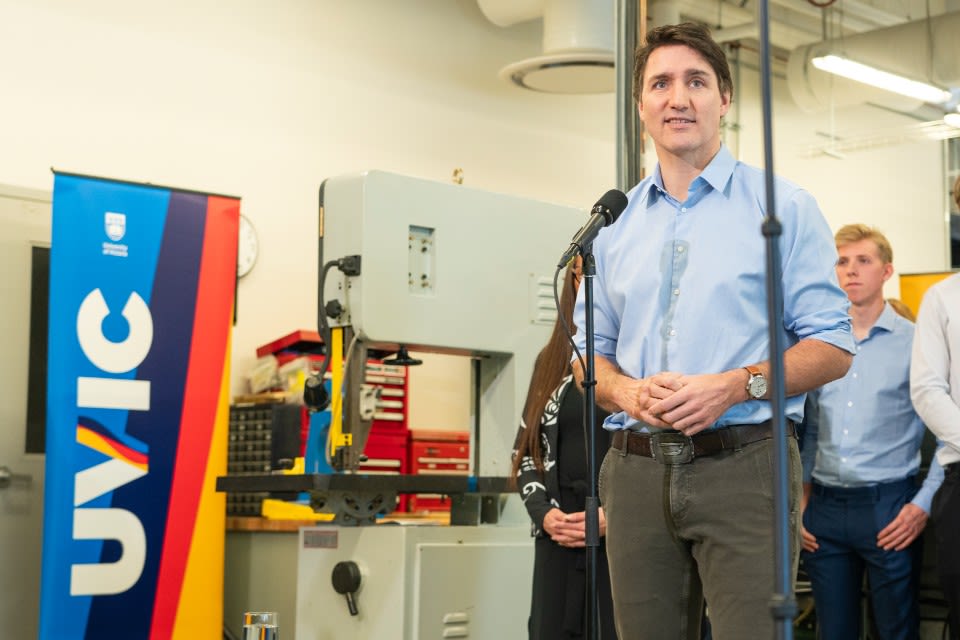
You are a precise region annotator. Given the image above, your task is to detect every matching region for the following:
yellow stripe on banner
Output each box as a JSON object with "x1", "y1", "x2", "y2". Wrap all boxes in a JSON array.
[
  {"x1": 171, "y1": 336, "x2": 230, "y2": 640},
  {"x1": 75, "y1": 430, "x2": 149, "y2": 472},
  {"x1": 328, "y1": 327, "x2": 344, "y2": 459}
]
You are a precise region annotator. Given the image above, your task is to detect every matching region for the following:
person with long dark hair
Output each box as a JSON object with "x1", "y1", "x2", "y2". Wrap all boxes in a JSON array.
[{"x1": 511, "y1": 257, "x2": 617, "y2": 640}]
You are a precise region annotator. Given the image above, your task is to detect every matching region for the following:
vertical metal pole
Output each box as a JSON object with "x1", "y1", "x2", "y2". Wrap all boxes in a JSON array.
[
  {"x1": 757, "y1": 1, "x2": 796, "y2": 638},
  {"x1": 616, "y1": 0, "x2": 642, "y2": 192},
  {"x1": 582, "y1": 250, "x2": 600, "y2": 640},
  {"x1": 607, "y1": 5, "x2": 641, "y2": 636}
]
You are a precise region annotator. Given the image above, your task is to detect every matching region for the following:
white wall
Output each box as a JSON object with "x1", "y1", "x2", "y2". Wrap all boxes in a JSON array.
[
  {"x1": 407, "y1": 352, "x2": 474, "y2": 433},
  {"x1": 0, "y1": 0, "x2": 616, "y2": 400},
  {"x1": 0, "y1": 0, "x2": 948, "y2": 406},
  {"x1": 731, "y1": 65, "x2": 947, "y2": 298}
]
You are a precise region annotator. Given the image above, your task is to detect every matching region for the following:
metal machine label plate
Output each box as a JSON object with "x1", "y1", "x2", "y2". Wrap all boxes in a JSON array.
[{"x1": 303, "y1": 529, "x2": 338, "y2": 549}]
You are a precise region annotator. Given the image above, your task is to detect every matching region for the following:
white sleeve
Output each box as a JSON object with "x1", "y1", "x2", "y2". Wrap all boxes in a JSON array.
[{"x1": 911, "y1": 286, "x2": 960, "y2": 458}]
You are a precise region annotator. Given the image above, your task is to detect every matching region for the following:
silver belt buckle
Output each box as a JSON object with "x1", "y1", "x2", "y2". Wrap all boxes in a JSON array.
[{"x1": 650, "y1": 432, "x2": 694, "y2": 465}]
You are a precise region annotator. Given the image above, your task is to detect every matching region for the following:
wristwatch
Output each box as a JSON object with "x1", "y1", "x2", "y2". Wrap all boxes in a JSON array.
[{"x1": 744, "y1": 365, "x2": 767, "y2": 400}]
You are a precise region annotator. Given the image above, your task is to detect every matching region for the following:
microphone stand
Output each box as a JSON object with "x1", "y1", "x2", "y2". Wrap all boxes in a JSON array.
[
  {"x1": 758, "y1": 2, "x2": 796, "y2": 638},
  {"x1": 580, "y1": 247, "x2": 601, "y2": 640}
]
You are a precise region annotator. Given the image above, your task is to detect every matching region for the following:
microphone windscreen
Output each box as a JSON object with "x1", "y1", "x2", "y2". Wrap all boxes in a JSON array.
[{"x1": 594, "y1": 189, "x2": 629, "y2": 225}]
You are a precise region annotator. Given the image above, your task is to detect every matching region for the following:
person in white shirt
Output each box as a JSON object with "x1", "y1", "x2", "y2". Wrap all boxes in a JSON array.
[{"x1": 910, "y1": 175, "x2": 960, "y2": 640}]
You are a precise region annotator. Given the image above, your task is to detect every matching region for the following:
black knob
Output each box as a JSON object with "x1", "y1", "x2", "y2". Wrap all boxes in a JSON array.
[
  {"x1": 331, "y1": 560, "x2": 362, "y2": 616},
  {"x1": 382, "y1": 344, "x2": 422, "y2": 367},
  {"x1": 303, "y1": 375, "x2": 330, "y2": 412},
  {"x1": 325, "y1": 299, "x2": 344, "y2": 319}
]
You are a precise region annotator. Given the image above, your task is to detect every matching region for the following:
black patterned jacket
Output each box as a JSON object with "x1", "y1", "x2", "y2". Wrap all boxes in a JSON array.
[{"x1": 511, "y1": 375, "x2": 573, "y2": 538}]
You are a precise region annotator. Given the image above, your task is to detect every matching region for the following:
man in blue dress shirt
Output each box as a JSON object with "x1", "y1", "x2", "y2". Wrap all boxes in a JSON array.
[
  {"x1": 572, "y1": 22, "x2": 854, "y2": 640},
  {"x1": 801, "y1": 224, "x2": 945, "y2": 640}
]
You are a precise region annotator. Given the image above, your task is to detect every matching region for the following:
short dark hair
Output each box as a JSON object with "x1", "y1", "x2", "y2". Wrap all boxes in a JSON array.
[{"x1": 633, "y1": 22, "x2": 734, "y2": 104}]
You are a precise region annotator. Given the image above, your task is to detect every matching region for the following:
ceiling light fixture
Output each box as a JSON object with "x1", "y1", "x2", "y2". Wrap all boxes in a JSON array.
[
  {"x1": 811, "y1": 55, "x2": 953, "y2": 105},
  {"x1": 478, "y1": 0, "x2": 615, "y2": 94},
  {"x1": 945, "y1": 112, "x2": 960, "y2": 128}
]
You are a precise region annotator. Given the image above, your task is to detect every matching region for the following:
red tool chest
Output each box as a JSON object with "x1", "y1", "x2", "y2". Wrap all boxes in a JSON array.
[{"x1": 407, "y1": 429, "x2": 470, "y2": 513}]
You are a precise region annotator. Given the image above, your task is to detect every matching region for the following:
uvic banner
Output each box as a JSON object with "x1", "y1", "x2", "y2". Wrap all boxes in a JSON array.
[{"x1": 40, "y1": 172, "x2": 238, "y2": 639}]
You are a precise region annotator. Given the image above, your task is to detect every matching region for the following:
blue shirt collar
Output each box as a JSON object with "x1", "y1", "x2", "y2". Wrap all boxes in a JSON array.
[
  {"x1": 867, "y1": 301, "x2": 899, "y2": 338},
  {"x1": 640, "y1": 144, "x2": 736, "y2": 206}
]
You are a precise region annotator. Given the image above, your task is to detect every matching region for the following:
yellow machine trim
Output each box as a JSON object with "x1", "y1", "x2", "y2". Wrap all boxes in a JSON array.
[{"x1": 328, "y1": 327, "x2": 344, "y2": 459}]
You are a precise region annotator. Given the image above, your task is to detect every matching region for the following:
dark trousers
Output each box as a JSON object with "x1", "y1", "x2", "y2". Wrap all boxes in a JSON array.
[
  {"x1": 801, "y1": 477, "x2": 920, "y2": 640},
  {"x1": 528, "y1": 536, "x2": 618, "y2": 639},
  {"x1": 599, "y1": 438, "x2": 801, "y2": 640},
  {"x1": 931, "y1": 463, "x2": 960, "y2": 640}
]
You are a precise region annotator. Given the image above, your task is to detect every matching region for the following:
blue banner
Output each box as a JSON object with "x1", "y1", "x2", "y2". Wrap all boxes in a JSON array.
[{"x1": 41, "y1": 173, "x2": 238, "y2": 639}]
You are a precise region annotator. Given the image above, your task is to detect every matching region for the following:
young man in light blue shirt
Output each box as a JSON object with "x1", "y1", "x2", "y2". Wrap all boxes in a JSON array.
[
  {"x1": 572, "y1": 22, "x2": 854, "y2": 640},
  {"x1": 801, "y1": 224, "x2": 945, "y2": 640}
]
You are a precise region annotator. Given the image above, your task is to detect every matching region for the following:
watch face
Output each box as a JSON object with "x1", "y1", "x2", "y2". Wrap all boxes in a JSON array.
[{"x1": 749, "y1": 375, "x2": 767, "y2": 399}]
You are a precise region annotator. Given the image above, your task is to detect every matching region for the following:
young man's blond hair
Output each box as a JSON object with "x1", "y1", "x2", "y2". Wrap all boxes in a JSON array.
[{"x1": 835, "y1": 223, "x2": 893, "y2": 264}]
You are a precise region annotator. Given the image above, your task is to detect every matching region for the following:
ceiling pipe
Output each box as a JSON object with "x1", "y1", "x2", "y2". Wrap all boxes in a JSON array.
[
  {"x1": 670, "y1": 0, "x2": 911, "y2": 51},
  {"x1": 713, "y1": 22, "x2": 759, "y2": 44},
  {"x1": 838, "y1": 0, "x2": 910, "y2": 28},
  {"x1": 787, "y1": 10, "x2": 960, "y2": 112},
  {"x1": 767, "y1": 0, "x2": 896, "y2": 32},
  {"x1": 671, "y1": 0, "x2": 831, "y2": 52}
]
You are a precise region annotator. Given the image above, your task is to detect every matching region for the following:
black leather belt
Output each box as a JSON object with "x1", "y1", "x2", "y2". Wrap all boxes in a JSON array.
[{"x1": 610, "y1": 420, "x2": 795, "y2": 464}]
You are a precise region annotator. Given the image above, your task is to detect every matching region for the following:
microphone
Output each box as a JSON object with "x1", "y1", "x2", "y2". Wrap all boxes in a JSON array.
[{"x1": 557, "y1": 189, "x2": 628, "y2": 268}]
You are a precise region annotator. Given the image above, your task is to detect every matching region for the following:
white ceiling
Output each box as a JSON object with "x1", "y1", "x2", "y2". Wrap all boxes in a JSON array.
[
  {"x1": 470, "y1": 0, "x2": 960, "y2": 94},
  {"x1": 672, "y1": 0, "x2": 959, "y2": 58}
]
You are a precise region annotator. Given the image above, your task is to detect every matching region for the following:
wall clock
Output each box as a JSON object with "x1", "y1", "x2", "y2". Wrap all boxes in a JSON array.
[{"x1": 237, "y1": 213, "x2": 259, "y2": 278}]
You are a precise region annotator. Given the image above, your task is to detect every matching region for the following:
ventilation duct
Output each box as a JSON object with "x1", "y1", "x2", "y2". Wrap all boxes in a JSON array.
[
  {"x1": 477, "y1": 0, "x2": 615, "y2": 94},
  {"x1": 787, "y1": 10, "x2": 960, "y2": 113}
]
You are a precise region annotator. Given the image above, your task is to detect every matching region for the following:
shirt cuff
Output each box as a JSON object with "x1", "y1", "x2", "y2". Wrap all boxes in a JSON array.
[{"x1": 911, "y1": 487, "x2": 935, "y2": 514}]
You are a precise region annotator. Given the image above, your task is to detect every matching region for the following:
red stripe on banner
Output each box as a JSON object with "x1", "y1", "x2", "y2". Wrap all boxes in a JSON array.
[
  {"x1": 149, "y1": 196, "x2": 239, "y2": 639},
  {"x1": 76, "y1": 425, "x2": 150, "y2": 467}
]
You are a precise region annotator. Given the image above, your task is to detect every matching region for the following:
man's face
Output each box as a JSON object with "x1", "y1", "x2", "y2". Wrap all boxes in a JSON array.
[
  {"x1": 637, "y1": 44, "x2": 730, "y2": 167},
  {"x1": 836, "y1": 239, "x2": 893, "y2": 306}
]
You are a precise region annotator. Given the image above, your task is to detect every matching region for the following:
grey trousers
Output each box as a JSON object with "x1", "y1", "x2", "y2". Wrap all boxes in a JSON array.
[{"x1": 598, "y1": 435, "x2": 801, "y2": 640}]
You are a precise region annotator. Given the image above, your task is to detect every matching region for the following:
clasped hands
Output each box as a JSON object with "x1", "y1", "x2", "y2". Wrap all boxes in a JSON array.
[
  {"x1": 543, "y1": 507, "x2": 606, "y2": 548},
  {"x1": 627, "y1": 370, "x2": 740, "y2": 437}
]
